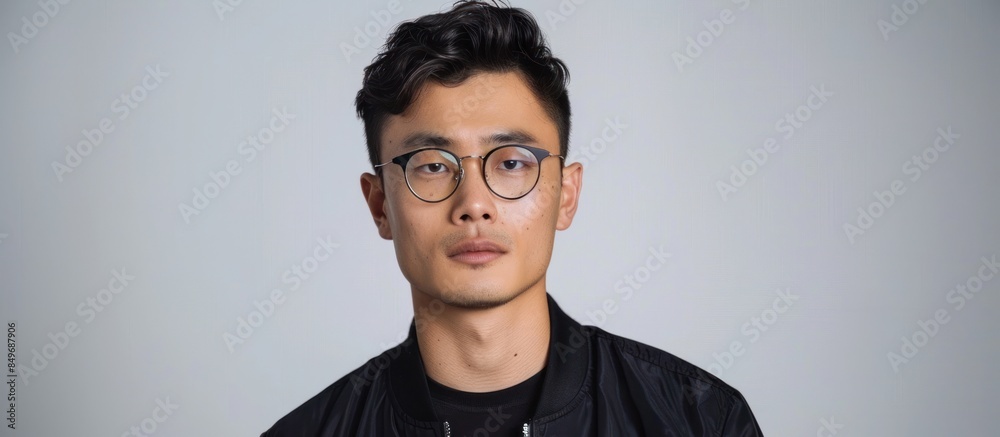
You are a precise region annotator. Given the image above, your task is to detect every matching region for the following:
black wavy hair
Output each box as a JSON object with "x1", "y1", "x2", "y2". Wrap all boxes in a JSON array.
[{"x1": 355, "y1": 0, "x2": 571, "y2": 170}]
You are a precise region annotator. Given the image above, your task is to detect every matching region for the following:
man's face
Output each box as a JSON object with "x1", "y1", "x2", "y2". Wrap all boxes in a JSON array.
[{"x1": 360, "y1": 71, "x2": 582, "y2": 309}]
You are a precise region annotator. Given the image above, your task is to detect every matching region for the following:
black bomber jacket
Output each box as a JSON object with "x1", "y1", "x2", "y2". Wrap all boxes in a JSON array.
[{"x1": 262, "y1": 294, "x2": 764, "y2": 436}]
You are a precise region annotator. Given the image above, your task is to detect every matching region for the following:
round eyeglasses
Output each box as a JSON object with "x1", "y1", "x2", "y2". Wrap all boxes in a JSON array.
[{"x1": 374, "y1": 145, "x2": 564, "y2": 203}]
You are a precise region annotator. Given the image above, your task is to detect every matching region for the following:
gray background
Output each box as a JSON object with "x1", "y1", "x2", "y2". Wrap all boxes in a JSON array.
[{"x1": 2, "y1": 0, "x2": 998, "y2": 435}]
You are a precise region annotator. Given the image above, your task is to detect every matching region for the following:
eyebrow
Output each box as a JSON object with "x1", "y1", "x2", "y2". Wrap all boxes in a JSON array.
[
  {"x1": 400, "y1": 132, "x2": 452, "y2": 150},
  {"x1": 399, "y1": 130, "x2": 539, "y2": 151},
  {"x1": 484, "y1": 130, "x2": 538, "y2": 146}
]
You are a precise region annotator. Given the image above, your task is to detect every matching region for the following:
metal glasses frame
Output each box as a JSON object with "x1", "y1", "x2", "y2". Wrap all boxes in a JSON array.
[{"x1": 373, "y1": 144, "x2": 565, "y2": 203}]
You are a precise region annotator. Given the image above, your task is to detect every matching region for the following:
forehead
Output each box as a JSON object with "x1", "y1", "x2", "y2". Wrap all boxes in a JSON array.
[{"x1": 380, "y1": 71, "x2": 559, "y2": 159}]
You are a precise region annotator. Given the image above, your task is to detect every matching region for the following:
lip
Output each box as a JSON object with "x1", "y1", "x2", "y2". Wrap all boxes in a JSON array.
[{"x1": 447, "y1": 239, "x2": 507, "y2": 265}]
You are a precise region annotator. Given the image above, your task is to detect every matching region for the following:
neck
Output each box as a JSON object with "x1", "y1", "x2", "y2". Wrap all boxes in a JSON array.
[{"x1": 411, "y1": 285, "x2": 550, "y2": 393}]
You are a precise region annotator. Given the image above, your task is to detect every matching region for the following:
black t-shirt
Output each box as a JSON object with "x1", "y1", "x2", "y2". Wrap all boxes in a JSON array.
[{"x1": 427, "y1": 367, "x2": 546, "y2": 437}]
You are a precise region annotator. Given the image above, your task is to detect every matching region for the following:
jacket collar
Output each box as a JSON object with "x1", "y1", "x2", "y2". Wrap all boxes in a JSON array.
[{"x1": 387, "y1": 293, "x2": 590, "y2": 422}]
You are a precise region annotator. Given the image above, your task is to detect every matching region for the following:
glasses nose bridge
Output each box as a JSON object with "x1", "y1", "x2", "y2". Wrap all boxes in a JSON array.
[
  {"x1": 457, "y1": 153, "x2": 486, "y2": 165},
  {"x1": 454, "y1": 153, "x2": 487, "y2": 183}
]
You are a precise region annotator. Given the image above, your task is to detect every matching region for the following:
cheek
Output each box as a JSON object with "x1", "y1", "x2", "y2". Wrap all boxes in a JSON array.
[
  {"x1": 385, "y1": 184, "x2": 423, "y2": 235},
  {"x1": 390, "y1": 204, "x2": 438, "y2": 261},
  {"x1": 391, "y1": 218, "x2": 434, "y2": 284},
  {"x1": 506, "y1": 179, "x2": 561, "y2": 227}
]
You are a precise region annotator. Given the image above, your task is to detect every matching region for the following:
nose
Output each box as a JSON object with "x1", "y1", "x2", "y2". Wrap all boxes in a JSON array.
[{"x1": 450, "y1": 155, "x2": 497, "y2": 223}]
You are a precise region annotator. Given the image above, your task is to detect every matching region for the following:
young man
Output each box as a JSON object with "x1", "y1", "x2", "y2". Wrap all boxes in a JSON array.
[{"x1": 263, "y1": 2, "x2": 763, "y2": 435}]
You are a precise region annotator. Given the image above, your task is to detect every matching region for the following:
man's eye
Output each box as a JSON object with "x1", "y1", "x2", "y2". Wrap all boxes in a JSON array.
[
  {"x1": 417, "y1": 163, "x2": 449, "y2": 174},
  {"x1": 500, "y1": 160, "x2": 526, "y2": 170}
]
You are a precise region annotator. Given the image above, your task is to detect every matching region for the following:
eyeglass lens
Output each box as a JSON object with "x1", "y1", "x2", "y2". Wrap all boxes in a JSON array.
[{"x1": 404, "y1": 146, "x2": 541, "y2": 201}]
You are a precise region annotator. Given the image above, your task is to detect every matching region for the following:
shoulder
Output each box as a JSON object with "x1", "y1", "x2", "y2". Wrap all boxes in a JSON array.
[
  {"x1": 260, "y1": 348, "x2": 397, "y2": 436},
  {"x1": 589, "y1": 326, "x2": 736, "y2": 395},
  {"x1": 586, "y1": 326, "x2": 763, "y2": 435}
]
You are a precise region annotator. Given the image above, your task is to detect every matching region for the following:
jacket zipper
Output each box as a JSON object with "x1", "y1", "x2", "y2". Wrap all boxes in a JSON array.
[{"x1": 442, "y1": 420, "x2": 530, "y2": 436}]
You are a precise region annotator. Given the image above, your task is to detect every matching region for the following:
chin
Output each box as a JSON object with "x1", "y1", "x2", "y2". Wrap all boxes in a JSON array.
[{"x1": 436, "y1": 285, "x2": 523, "y2": 310}]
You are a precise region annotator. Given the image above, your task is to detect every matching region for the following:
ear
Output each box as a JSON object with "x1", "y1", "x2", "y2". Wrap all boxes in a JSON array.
[
  {"x1": 360, "y1": 172, "x2": 393, "y2": 240},
  {"x1": 555, "y1": 162, "x2": 583, "y2": 231}
]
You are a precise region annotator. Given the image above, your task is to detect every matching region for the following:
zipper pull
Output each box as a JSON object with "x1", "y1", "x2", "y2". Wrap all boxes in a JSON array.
[
  {"x1": 522, "y1": 421, "x2": 531, "y2": 436},
  {"x1": 443, "y1": 421, "x2": 451, "y2": 437}
]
